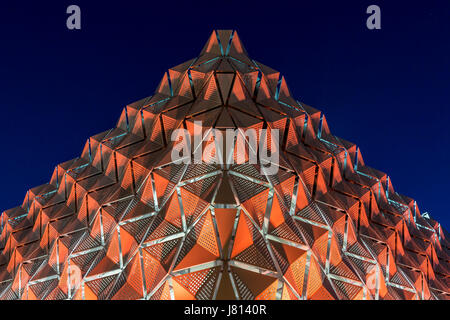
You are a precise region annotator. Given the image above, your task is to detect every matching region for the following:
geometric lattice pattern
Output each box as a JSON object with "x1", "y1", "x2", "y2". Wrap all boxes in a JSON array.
[{"x1": 1, "y1": 30, "x2": 448, "y2": 300}]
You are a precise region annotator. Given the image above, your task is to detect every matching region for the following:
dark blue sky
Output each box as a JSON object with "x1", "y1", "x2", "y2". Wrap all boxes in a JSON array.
[{"x1": 0, "y1": 1, "x2": 449, "y2": 228}]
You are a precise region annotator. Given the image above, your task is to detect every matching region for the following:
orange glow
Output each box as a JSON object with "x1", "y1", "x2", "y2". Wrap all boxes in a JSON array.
[{"x1": 0, "y1": 30, "x2": 447, "y2": 300}]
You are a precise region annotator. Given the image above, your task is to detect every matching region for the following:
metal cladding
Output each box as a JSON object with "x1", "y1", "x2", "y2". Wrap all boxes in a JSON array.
[{"x1": 1, "y1": 30, "x2": 449, "y2": 300}]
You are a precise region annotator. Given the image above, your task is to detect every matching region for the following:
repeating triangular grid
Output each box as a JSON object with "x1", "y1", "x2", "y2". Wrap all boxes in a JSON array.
[{"x1": 0, "y1": 30, "x2": 448, "y2": 300}]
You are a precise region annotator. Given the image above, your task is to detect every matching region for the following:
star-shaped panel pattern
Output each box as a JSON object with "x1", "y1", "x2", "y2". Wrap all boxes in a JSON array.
[{"x1": 0, "y1": 30, "x2": 448, "y2": 300}]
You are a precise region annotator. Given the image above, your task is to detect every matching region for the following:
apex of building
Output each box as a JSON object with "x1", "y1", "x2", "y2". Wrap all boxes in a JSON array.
[{"x1": 1, "y1": 30, "x2": 448, "y2": 300}]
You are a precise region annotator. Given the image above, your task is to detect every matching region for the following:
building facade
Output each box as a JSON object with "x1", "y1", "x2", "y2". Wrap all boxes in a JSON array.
[{"x1": 0, "y1": 30, "x2": 448, "y2": 300}]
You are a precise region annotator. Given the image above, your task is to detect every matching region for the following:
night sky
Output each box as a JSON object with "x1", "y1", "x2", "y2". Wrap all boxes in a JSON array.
[{"x1": 0, "y1": 1, "x2": 448, "y2": 228}]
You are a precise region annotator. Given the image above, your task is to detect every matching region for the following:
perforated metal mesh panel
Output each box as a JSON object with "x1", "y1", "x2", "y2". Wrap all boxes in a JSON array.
[{"x1": 0, "y1": 30, "x2": 448, "y2": 300}]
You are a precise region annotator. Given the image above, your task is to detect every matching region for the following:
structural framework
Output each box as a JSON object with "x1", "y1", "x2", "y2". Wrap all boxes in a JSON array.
[{"x1": 0, "y1": 30, "x2": 448, "y2": 300}]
